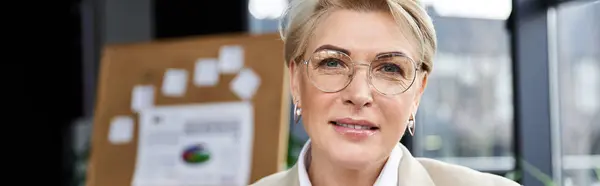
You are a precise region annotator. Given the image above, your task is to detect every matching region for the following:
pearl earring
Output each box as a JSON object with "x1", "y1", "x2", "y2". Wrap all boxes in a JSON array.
[
  {"x1": 293, "y1": 100, "x2": 302, "y2": 124},
  {"x1": 408, "y1": 113, "x2": 416, "y2": 136}
]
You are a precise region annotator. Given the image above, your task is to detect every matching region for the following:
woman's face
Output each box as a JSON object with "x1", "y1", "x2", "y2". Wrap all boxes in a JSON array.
[{"x1": 290, "y1": 9, "x2": 427, "y2": 169}]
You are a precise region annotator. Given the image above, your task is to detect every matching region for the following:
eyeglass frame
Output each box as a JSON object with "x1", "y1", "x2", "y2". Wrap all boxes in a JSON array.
[{"x1": 299, "y1": 49, "x2": 422, "y2": 96}]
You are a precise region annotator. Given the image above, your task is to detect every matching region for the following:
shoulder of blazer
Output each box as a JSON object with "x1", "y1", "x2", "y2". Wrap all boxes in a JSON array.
[
  {"x1": 250, "y1": 164, "x2": 300, "y2": 186},
  {"x1": 416, "y1": 157, "x2": 522, "y2": 186}
]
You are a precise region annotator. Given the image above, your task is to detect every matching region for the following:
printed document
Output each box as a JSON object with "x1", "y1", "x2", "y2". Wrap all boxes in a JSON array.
[{"x1": 132, "y1": 101, "x2": 254, "y2": 186}]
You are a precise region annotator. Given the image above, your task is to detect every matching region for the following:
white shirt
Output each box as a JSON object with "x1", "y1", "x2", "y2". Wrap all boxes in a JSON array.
[{"x1": 297, "y1": 139, "x2": 403, "y2": 186}]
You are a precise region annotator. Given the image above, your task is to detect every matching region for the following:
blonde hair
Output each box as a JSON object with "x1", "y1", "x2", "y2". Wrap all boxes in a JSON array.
[{"x1": 279, "y1": 0, "x2": 437, "y2": 73}]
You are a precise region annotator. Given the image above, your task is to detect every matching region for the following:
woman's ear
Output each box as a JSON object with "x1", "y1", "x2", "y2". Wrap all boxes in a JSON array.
[
  {"x1": 289, "y1": 59, "x2": 302, "y2": 105},
  {"x1": 412, "y1": 72, "x2": 429, "y2": 114}
]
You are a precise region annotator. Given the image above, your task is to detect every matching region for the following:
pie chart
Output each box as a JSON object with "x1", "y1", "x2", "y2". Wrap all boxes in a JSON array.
[{"x1": 181, "y1": 143, "x2": 211, "y2": 164}]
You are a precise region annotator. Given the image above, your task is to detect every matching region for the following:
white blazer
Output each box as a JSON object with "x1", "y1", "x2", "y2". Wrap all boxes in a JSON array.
[{"x1": 251, "y1": 143, "x2": 521, "y2": 186}]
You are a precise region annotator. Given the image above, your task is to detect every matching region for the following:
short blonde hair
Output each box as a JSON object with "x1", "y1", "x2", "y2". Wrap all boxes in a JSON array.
[{"x1": 279, "y1": 0, "x2": 437, "y2": 73}]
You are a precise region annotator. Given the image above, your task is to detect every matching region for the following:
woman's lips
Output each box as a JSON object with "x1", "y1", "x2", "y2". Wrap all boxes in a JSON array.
[{"x1": 330, "y1": 118, "x2": 379, "y2": 141}]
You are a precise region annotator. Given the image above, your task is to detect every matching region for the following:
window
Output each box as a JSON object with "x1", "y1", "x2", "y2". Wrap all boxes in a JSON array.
[
  {"x1": 247, "y1": 0, "x2": 287, "y2": 33},
  {"x1": 553, "y1": 1, "x2": 600, "y2": 185},
  {"x1": 414, "y1": 0, "x2": 515, "y2": 172}
]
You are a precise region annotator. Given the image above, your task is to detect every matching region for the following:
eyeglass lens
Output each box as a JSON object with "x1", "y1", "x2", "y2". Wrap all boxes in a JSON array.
[{"x1": 306, "y1": 50, "x2": 416, "y2": 95}]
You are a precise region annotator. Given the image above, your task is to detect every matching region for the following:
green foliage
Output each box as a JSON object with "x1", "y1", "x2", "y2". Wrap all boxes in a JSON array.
[
  {"x1": 504, "y1": 169, "x2": 522, "y2": 181},
  {"x1": 287, "y1": 135, "x2": 305, "y2": 169},
  {"x1": 506, "y1": 160, "x2": 600, "y2": 186},
  {"x1": 505, "y1": 159, "x2": 556, "y2": 186}
]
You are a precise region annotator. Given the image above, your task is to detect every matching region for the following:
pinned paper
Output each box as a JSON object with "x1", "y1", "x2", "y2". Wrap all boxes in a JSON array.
[
  {"x1": 194, "y1": 58, "x2": 220, "y2": 87},
  {"x1": 230, "y1": 68, "x2": 261, "y2": 100},
  {"x1": 131, "y1": 85, "x2": 155, "y2": 112},
  {"x1": 218, "y1": 45, "x2": 244, "y2": 74},
  {"x1": 108, "y1": 115, "x2": 134, "y2": 144},
  {"x1": 162, "y1": 68, "x2": 189, "y2": 97}
]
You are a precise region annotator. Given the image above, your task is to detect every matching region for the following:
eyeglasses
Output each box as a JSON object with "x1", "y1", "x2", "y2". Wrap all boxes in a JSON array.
[{"x1": 302, "y1": 49, "x2": 419, "y2": 95}]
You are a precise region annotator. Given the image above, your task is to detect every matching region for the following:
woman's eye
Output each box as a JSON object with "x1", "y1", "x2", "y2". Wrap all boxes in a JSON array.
[
  {"x1": 321, "y1": 58, "x2": 342, "y2": 67},
  {"x1": 382, "y1": 63, "x2": 400, "y2": 73}
]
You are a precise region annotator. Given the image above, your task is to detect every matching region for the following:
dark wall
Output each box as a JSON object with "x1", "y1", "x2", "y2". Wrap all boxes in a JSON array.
[
  {"x1": 63, "y1": 1, "x2": 84, "y2": 185},
  {"x1": 33, "y1": 0, "x2": 84, "y2": 185},
  {"x1": 154, "y1": 0, "x2": 248, "y2": 38}
]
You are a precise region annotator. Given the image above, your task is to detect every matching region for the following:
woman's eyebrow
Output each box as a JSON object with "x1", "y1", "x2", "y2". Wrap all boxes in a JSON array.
[
  {"x1": 314, "y1": 44, "x2": 351, "y2": 56},
  {"x1": 314, "y1": 45, "x2": 407, "y2": 59},
  {"x1": 375, "y1": 51, "x2": 407, "y2": 59}
]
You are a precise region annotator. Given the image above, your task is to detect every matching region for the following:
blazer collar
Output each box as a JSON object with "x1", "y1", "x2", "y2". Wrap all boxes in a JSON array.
[
  {"x1": 283, "y1": 163, "x2": 301, "y2": 186},
  {"x1": 397, "y1": 144, "x2": 436, "y2": 186}
]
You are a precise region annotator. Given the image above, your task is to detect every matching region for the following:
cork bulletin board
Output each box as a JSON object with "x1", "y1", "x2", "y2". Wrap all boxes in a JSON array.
[{"x1": 87, "y1": 33, "x2": 290, "y2": 186}]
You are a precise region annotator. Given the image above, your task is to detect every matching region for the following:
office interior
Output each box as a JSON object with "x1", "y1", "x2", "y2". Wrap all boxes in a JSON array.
[{"x1": 46, "y1": 0, "x2": 599, "y2": 186}]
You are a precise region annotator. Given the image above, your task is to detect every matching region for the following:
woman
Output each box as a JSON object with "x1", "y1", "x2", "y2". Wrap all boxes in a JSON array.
[{"x1": 253, "y1": 0, "x2": 521, "y2": 185}]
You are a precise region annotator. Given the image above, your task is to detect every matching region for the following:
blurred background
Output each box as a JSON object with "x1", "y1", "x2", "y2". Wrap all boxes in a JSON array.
[{"x1": 54, "y1": 0, "x2": 598, "y2": 186}]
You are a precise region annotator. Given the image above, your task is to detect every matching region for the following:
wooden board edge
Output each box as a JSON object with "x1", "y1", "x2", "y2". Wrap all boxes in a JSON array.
[
  {"x1": 277, "y1": 64, "x2": 291, "y2": 171},
  {"x1": 86, "y1": 46, "x2": 117, "y2": 186}
]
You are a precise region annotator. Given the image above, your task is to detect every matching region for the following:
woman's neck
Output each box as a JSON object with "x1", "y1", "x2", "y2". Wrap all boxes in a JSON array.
[{"x1": 307, "y1": 147, "x2": 388, "y2": 186}]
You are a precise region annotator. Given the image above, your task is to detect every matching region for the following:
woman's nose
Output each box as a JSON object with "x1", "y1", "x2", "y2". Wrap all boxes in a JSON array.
[{"x1": 341, "y1": 65, "x2": 373, "y2": 109}]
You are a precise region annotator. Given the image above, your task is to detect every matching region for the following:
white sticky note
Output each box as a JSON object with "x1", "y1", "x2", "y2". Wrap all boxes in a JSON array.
[
  {"x1": 230, "y1": 68, "x2": 261, "y2": 100},
  {"x1": 218, "y1": 45, "x2": 245, "y2": 74},
  {"x1": 131, "y1": 85, "x2": 155, "y2": 113},
  {"x1": 162, "y1": 68, "x2": 189, "y2": 97},
  {"x1": 194, "y1": 58, "x2": 220, "y2": 87},
  {"x1": 108, "y1": 115, "x2": 134, "y2": 144}
]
